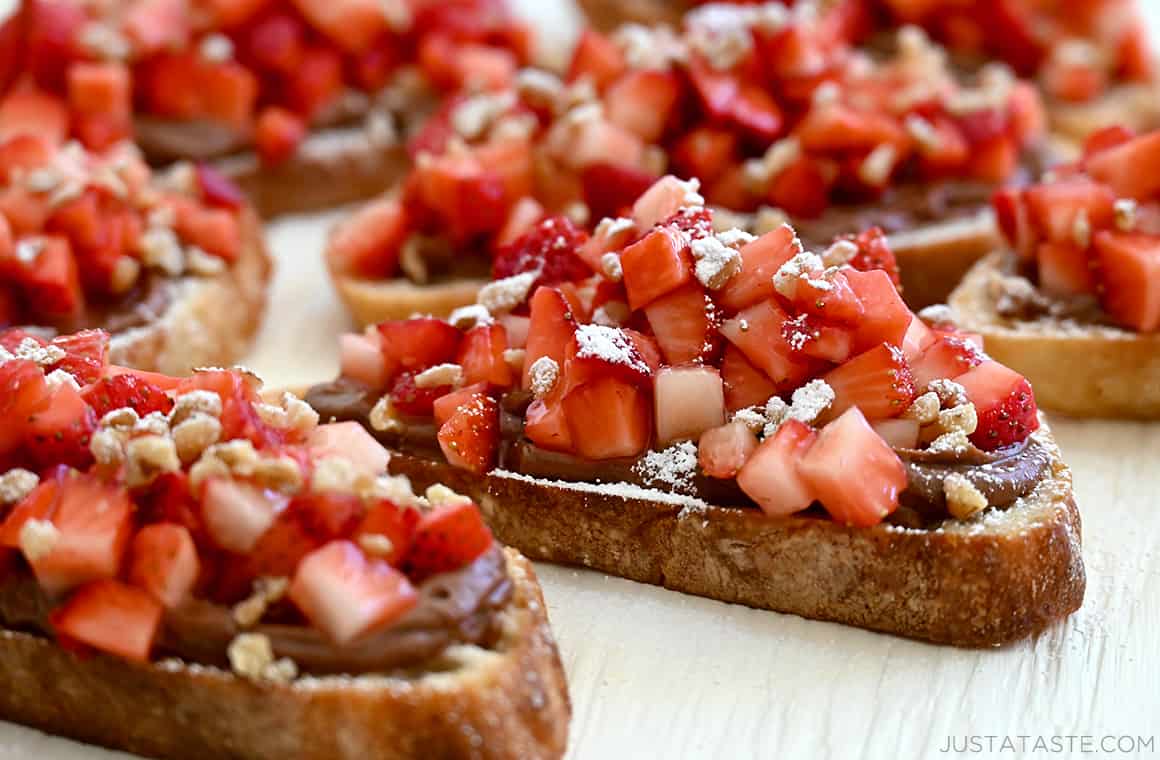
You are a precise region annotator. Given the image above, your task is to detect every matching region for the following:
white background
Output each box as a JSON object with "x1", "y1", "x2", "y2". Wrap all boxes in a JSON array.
[{"x1": 3, "y1": 2, "x2": 1160, "y2": 758}]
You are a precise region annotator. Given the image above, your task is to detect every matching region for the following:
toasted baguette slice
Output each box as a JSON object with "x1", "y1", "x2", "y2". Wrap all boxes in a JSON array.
[
  {"x1": 107, "y1": 208, "x2": 272, "y2": 376},
  {"x1": 334, "y1": 272, "x2": 490, "y2": 325},
  {"x1": 886, "y1": 209, "x2": 1001, "y2": 309},
  {"x1": 212, "y1": 127, "x2": 411, "y2": 218},
  {"x1": 948, "y1": 252, "x2": 1160, "y2": 418},
  {"x1": 577, "y1": 0, "x2": 682, "y2": 29},
  {"x1": 1048, "y1": 82, "x2": 1160, "y2": 146},
  {"x1": 376, "y1": 423, "x2": 1082, "y2": 648},
  {"x1": 0, "y1": 548, "x2": 569, "y2": 760}
]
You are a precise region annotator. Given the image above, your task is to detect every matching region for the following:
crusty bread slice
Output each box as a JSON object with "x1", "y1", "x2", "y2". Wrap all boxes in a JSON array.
[
  {"x1": 948, "y1": 251, "x2": 1160, "y2": 418},
  {"x1": 888, "y1": 208, "x2": 1001, "y2": 309},
  {"x1": 0, "y1": 548, "x2": 570, "y2": 760},
  {"x1": 333, "y1": 272, "x2": 490, "y2": 325},
  {"x1": 1048, "y1": 82, "x2": 1160, "y2": 146},
  {"x1": 212, "y1": 127, "x2": 411, "y2": 218},
  {"x1": 376, "y1": 423, "x2": 1083, "y2": 647},
  {"x1": 108, "y1": 208, "x2": 272, "y2": 376},
  {"x1": 577, "y1": 0, "x2": 683, "y2": 29}
]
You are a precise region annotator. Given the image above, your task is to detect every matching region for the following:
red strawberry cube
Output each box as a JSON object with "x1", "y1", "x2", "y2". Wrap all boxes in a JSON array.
[
  {"x1": 736, "y1": 419, "x2": 818, "y2": 517},
  {"x1": 720, "y1": 345, "x2": 780, "y2": 411},
  {"x1": 720, "y1": 300, "x2": 813, "y2": 389},
  {"x1": 1023, "y1": 178, "x2": 1115, "y2": 245},
  {"x1": 956, "y1": 361, "x2": 1039, "y2": 450},
  {"x1": 631, "y1": 176, "x2": 703, "y2": 231},
  {"x1": 457, "y1": 323, "x2": 514, "y2": 389},
  {"x1": 289, "y1": 541, "x2": 418, "y2": 644},
  {"x1": 24, "y1": 382, "x2": 96, "y2": 469},
  {"x1": 524, "y1": 394, "x2": 574, "y2": 453},
  {"x1": 562, "y1": 376, "x2": 651, "y2": 460},
  {"x1": 328, "y1": 197, "x2": 410, "y2": 278},
  {"x1": 844, "y1": 268, "x2": 911, "y2": 352},
  {"x1": 671, "y1": 127, "x2": 739, "y2": 185},
  {"x1": 910, "y1": 333, "x2": 986, "y2": 390},
  {"x1": 716, "y1": 224, "x2": 799, "y2": 312},
  {"x1": 822, "y1": 343, "x2": 917, "y2": 420},
  {"x1": 402, "y1": 500, "x2": 494, "y2": 582},
  {"x1": 128, "y1": 523, "x2": 200, "y2": 609},
  {"x1": 307, "y1": 422, "x2": 391, "y2": 477},
  {"x1": 697, "y1": 421, "x2": 759, "y2": 480},
  {"x1": 568, "y1": 29, "x2": 626, "y2": 89},
  {"x1": 378, "y1": 317, "x2": 462, "y2": 375},
  {"x1": 1084, "y1": 130, "x2": 1160, "y2": 201},
  {"x1": 340, "y1": 332, "x2": 388, "y2": 389},
  {"x1": 255, "y1": 106, "x2": 307, "y2": 165},
  {"x1": 432, "y1": 383, "x2": 489, "y2": 428},
  {"x1": 201, "y1": 479, "x2": 287, "y2": 554},
  {"x1": 355, "y1": 501, "x2": 419, "y2": 567},
  {"x1": 50, "y1": 579, "x2": 162, "y2": 662},
  {"x1": 437, "y1": 393, "x2": 501, "y2": 474},
  {"x1": 1092, "y1": 230, "x2": 1160, "y2": 332},
  {"x1": 619, "y1": 227, "x2": 694, "y2": 310},
  {"x1": 654, "y1": 366, "x2": 726, "y2": 446},
  {"x1": 604, "y1": 70, "x2": 682, "y2": 142},
  {"x1": 643, "y1": 283, "x2": 720, "y2": 365},
  {"x1": 1036, "y1": 241, "x2": 1097, "y2": 297},
  {"x1": 797, "y1": 408, "x2": 906, "y2": 527}
]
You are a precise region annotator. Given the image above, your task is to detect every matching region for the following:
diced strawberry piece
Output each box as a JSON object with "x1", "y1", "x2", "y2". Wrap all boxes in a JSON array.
[
  {"x1": 340, "y1": 332, "x2": 388, "y2": 389},
  {"x1": 720, "y1": 300, "x2": 813, "y2": 388},
  {"x1": 844, "y1": 268, "x2": 911, "y2": 352},
  {"x1": 1042, "y1": 55, "x2": 1105, "y2": 103},
  {"x1": 0, "y1": 87, "x2": 69, "y2": 146},
  {"x1": 178, "y1": 370, "x2": 282, "y2": 450},
  {"x1": 121, "y1": 0, "x2": 189, "y2": 56},
  {"x1": 822, "y1": 343, "x2": 916, "y2": 420},
  {"x1": 290, "y1": 491, "x2": 365, "y2": 539},
  {"x1": 846, "y1": 227, "x2": 901, "y2": 286},
  {"x1": 562, "y1": 376, "x2": 651, "y2": 460},
  {"x1": 135, "y1": 472, "x2": 204, "y2": 545},
  {"x1": 241, "y1": 11, "x2": 306, "y2": 73},
  {"x1": 492, "y1": 216, "x2": 590, "y2": 291},
  {"x1": 290, "y1": 541, "x2": 418, "y2": 644},
  {"x1": 559, "y1": 118, "x2": 645, "y2": 172},
  {"x1": 67, "y1": 62, "x2": 132, "y2": 149},
  {"x1": 171, "y1": 199, "x2": 241, "y2": 262},
  {"x1": 402, "y1": 500, "x2": 493, "y2": 582},
  {"x1": 50, "y1": 579, "x2": 162, "y2": 662},
  {"x1": 48, "y1": 329, "x2": 109, "y2": 385},
  {"x1": 242, "y1": 506, "x2": 323, "y2": 581},
  {"x1": 378, "y1": 318, "x2": 462, "y2": 375},
  {"x1": 1092, "y1": 230, "x2": 1160, "y2": 332},
  {"x1": 25, "y1": 383, "x2": 95, "y2": 470},
  {"x1": 24, "y1": 472, "x2": 132, "y2": 594},
  {"x1": 128, "y1": 524, "x2": 199, "y2": 609},
  {"x1": 1083, "y1": 125, "x2": 1136, "y2": 159},
  {"x1": 798, "y1": 407, "x2": 905, "y2": 527},
  {"x1": 631, "y1": 176, "x2": 702, "y2": 231},
  {"x1": 1007, "y1": 77, "x2": 1046, "y2": 145},
  {"x1": 1024, "y1": 178, "x2": 1116, "y2": 245},
  {"x1": 992, "y1": 186, "x2": 1037, "y2": 259},
  {"x1": 720, "y1": 344, "x2": 782, "y2": 414},
  {"x1": 910, "y1": 333, "x2": 986, "y2": 389},
  {"x1": 191, "y1": 164, "x2": 245, "y2": 211},
  {"x1": 289, "y1": 0, "x2": 385, "y2": 53},
  {"x1": 913, "y1": 115, "x2": 969, "y2": 177},
  {"x1": 900, "y1": 315, "x2": 937, "y2": 363},
  {"x1": 568, "y1": 29, "x2": 626, "y2": 88},
  {"x1": 524, "y1": 391, "x2": 573, "y2": 453},
  {"x1": 765, "y1": 156, "x2": 831, "y2": 218},
  {"x1": 652, "y1": 364, "x2": 727, "y2": 448},
  {"x1": 414, "y1": 150, "x2": 507, "y2": 243},
  {"x1": 671, "y1": 127, "x2": 739, "y2": 185},
  {"x1": 458, "y1": 323, "x2": 513, "y2": 388},
  {"x1": 1036, "y1": 241, "x2": 1096, "y2": 297},
  {"x1": 495, "y1": 197, "x2": 545, "y2": 250},
  {"x1": 565, "y1": 324, "x2": 655, "y2": 389},
  {"x1": 730, "y1": 82, "x2": 784, "y2": 141},
  {"x1": 522, "y1": 287, "x2": 576, "y2": 388},
  {"x1": 871, "y1": 417, "x2": 919, "y2": 449},
  {"x1": 785, "y1": 267, "x2": 865, "y2": 325},
  {"x1": 385, "y1": 371, "x2": 445, "y2": 417},
  {"x1": 581, "y1": 163, "x2": 660, "y2": 222},
  {"x1": 427, "y1": 41, "x2": 517, "y2": 92},
  {"x1": 0, "y1": 134, "x2": 54, "y2": 184},
  {"x1": 797, "y1": 103, "x2": 905, "y2": 153},
  {"x1": 956, "y1": 361, "x2": 1039, "y2": 450},
  {"x1": 201, "y1": 479, "x2": 287, "y2": 554},
  {"x1": 604, "y1": 70, "x2": 681, "y2": 142},
  {"x1": 781, "y1": 313, "x2": 853, "y2": 363},
  {"x1": 0, "y1": 359, "x2": 50, "y2": 459},
  {"x1": 736, "y1": 419, "x2": 817, "y2": 517},
  {"x1": 643, "y1": 283, "x2": 720, "y2": 365},
  {"x1": 285, "y1": 46, "x2": 344, "y2": 118},
  {"x1": 697, "y1": 421, "x2": 759, "y2": 480},
  {"x1": 17, "y1": 235, "x2": 83, "y2": 319},
  {"x1": 355, "y1": 500, "x2": 419, "y2": 567},
  {"x1": 686, "y1": 58, "x2": 739, "y2": 121},
  {"x1": 252, "y1": 106, "x2": 306, "y2": 165},
  {"x1": 433, "y1": 383, "x2": 489, "y2": 428},
  {"x1": 328, "y1": 197, "x2": 409, "y2": 278},
  {"x1": 104, "y1": 366, "x2": 182, "y2": 391},
  {"x1": 619, "y1": 227, "x2": 694, "y2": 310},
  {"x1": 81, "y1": 374, "x2": 173, "y2": 419},
  {"x1": 967, "y1": 136, "x2": 1018, "y2": 184},
  {"x1": 717, "y1": 224, "x2": 799, "y2": 312},
  {"x1": 307, "y1": 421, "x2": 391, "y2": 477},
  {"x1": 437, "y1": 393, "x2": 500, "y2": 474}
]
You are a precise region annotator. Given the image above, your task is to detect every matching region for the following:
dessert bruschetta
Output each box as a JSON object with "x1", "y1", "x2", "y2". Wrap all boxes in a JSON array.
[
  {"x1": 948, "y1": 125, "x2": 1160, "y2": 418},
  {"x1": 325, "y1": 1, "x2": 1048, "y2": 324},
  {"x1": 578, "y1": 0, "x2": 1158, "y2": 143},
  {"x1": 0, "y1": 92, "x2": 270, "y2": 374},
  {"x1": 7, "y1": 0, "x2": 532, "y2": 215},
  {"x1": 0, "y1": 340, "x2": 570, "y2": 760},
  {"x1": 310, "y1": 177, "x2": 1085, "y2": 647}
]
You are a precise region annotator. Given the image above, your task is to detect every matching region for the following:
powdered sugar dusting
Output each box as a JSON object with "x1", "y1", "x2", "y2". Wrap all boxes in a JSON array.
[
  {"x1": 573, "y1": 325, "x2": 650, "y2": 374},
  {"x1": 491, "y1": 469, "x2": 709, "y2": 509},
  {"x1": 633, "y1": 442, "x2": 699, "y2": 495}
]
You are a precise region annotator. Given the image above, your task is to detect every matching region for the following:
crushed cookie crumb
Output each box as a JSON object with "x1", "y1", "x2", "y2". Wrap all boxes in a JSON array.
[
  {"x1": 358, "y1": 533, "x2": 396, "y2": 558},
  {"x1": 232, "y1": 577, "x2": 289, "y2": 628},
  {"x1": 600, "y1": 252, "x2": 623, "y2": 282},
  {"x1": 927, "y1": 378, "x2": 968, "y2": 407},
  {"x1": 20, "y1": 519, "x2": 59, "y2": 561},
  {"x1": 369, "y1": 396, "x2": 402, "y2": 433},
  {"x1": 425, "y1": 484, "x2": 472, "y2": 507},
  {"x1": 0, "y1": 469, "x2": 39, "y2": 504},
  {"x1": 448, "y1": 304, "x2": 493, "y2": 329},
  {"x1": 125, "y1": 435, "x2": 181, "y2": 487},
  {"x1": 528, "y1": 356, "x2": 559, "y2": 398},
  {"x1": 902, "y1": 392, "x2": 940, "y2": 425},
  {"x1": 944, "y1": 472, "x2": 988, "y2": 519},
  {"x1": 414, "y1": 363, "x2": 465, "y2": 389},
  {"x1": 172, "y1": 413, "x2": 223, "y2": 464}
]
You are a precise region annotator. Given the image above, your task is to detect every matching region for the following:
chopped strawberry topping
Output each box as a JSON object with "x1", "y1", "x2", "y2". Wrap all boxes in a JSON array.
[
  {"x1": 492, "y1": 216, "x2": 591, "y2": 292},
  {"x1": 402, "y1": 500, "x2": 494, "y2": 582},
  {"x1": 956, "y1": 361, "x2": 1040, "y2": 450},
  {"x1": 82, "y1": 374, "x2": 174, "y2": 419}
]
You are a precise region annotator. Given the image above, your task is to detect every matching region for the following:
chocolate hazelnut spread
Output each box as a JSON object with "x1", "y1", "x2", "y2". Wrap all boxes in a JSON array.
[
  {"x1": 306, "y1": 379, "x2": 1052, "y2": 524},
  {"x1": 11, "y1": 272, "x2": 176, "y2": 337},
  {"x1": 0, "y1": 547, "x2": 511, "y2": 675}
]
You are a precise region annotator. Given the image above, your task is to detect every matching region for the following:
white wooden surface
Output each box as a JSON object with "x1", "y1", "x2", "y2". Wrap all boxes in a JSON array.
[{"x1": 3, "y1": 3, "x2": 1160, "y2": 759}]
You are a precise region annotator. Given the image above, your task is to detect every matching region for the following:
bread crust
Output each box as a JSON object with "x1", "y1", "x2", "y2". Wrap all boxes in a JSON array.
[
  {"x1": 0, "y1": 549, "x2": 569, "y2": 760},
  {"x1": 577, "y1": 0, "x2": 683, "y2": 29},
  {"x1": 949, "y1": 251, "x2": 1160, "y2": 418},
  {"x1": 383, "y1": 425, "x2": 1083, "y2": 647},
  {"x1": 889, "y1": 209, "x2": 1001, "y2": 309},
  {"x1": 334, "y1": 273, "x2": 490, "y2": 325},
  {"x1": 1048, "y1": 82, "x2": 1160, "y2": 144},
  {"x1": 108, "y1": 208, "x2": 272, "y2": 376},
  {"x1": 212, "y1": 129, "x2": 411, "y2": 218}
]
